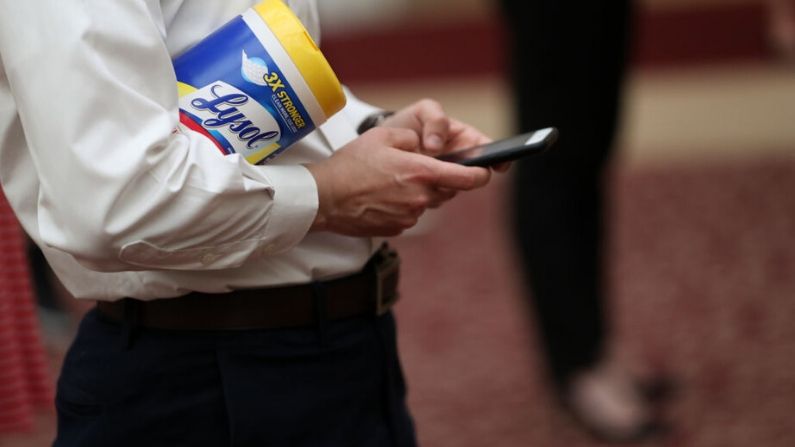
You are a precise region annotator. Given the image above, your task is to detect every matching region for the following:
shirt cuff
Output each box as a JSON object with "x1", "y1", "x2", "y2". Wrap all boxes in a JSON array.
[
  {"x1": 257, "y1": 164, "x2": 319, "y2": 254},
  {"x1": 341, "y1": 86, "x2": 382, "y2": 129}
]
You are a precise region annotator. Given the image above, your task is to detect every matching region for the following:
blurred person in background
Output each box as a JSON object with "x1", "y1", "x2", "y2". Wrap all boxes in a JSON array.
[
  {"x1": 768, "y1": 0, "x2": 795, "y2": 63},
  {"x1": 500, "y1": 0, "x2": 665, "y2": 442}
]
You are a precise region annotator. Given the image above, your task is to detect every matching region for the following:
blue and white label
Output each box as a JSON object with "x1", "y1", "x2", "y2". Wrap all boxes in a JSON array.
[
  {"x1": 174, "y1": 14, "x2": 318, "y2": 164},
  {"x1": 182, "y1": 81, "x2": 281, "y2": 157}
]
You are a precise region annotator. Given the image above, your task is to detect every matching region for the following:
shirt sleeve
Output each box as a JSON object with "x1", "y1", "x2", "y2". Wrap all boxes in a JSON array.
[
  {"x1": 340, "y1": 86, "x2": 384, "y2": 131},
  {"x1": 0, "y1": 1, "x2": 319, "y2": 272}
]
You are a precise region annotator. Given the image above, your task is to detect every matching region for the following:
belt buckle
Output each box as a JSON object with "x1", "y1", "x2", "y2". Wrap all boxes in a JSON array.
[{"x1": 374, "y1": 246, "x2": 400, "y2": 316}]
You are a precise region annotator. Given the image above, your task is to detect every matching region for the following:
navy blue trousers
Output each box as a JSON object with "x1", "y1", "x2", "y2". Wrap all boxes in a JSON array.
[{"x1": 53, "y1": 308, "x2": 417, "y2": 447}]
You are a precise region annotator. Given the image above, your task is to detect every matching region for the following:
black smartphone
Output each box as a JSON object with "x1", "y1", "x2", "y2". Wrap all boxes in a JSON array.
[{"x1": 436, "y1": 127, "x2": 558, "y2": 167}]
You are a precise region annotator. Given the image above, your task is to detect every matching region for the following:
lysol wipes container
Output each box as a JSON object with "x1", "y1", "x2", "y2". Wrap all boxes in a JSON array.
[{"x1": 174, "y1": 0, "x2": 346, "y2": 164}]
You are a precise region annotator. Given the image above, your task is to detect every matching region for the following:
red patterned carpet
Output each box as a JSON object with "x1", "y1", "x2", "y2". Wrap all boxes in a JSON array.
[
  {"x1": 391, "y1": 154, "x2": 795, "y2": 447},
  {"x1": 2, "y1": 155, "x2": 794, "y2": 446}
]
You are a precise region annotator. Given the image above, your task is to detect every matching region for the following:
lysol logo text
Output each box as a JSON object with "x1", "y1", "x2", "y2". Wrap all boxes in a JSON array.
[
  {"x1": 190, "y1": 85, "x2": 278, "y2": 149},
  {"x1": 182, "y1": 81, "x2": 281, "y2": 155}
]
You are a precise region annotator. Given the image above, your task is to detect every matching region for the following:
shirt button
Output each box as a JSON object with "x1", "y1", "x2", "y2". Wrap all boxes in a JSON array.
[
  {"x1": 256, "y1": 242, "x2": 273, "y2": 255},
  {"x1": 200, "y1": 251, "x2": 219, "y2": 266}
]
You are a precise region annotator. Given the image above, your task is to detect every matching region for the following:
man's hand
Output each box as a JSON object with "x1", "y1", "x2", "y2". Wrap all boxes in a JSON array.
[
  {"x1": 379, "y1": 99, "x2": 509, "y2": 171},
  {"x1": 305, "y1": 127, "x2": 491, "y2": 237}
]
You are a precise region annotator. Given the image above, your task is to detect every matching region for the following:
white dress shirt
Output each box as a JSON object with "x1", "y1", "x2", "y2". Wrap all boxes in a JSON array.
[{"x1": 0, "y1": 0, "x2": 381, "y2": 300}]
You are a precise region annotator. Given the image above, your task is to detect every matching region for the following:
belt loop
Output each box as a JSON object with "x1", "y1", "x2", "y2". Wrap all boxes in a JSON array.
[
  {"x1": 121, "y1": 298, "x2": 141, "y2": 350},
  {"x1": 311, "y1": 281, "x2": 328, "y2": 346},
  {"x1": 372, "y1": 244, "x2": 400, "y2": 316}
]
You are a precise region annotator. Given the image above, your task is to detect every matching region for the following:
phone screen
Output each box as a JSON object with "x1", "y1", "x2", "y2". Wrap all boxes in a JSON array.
[{"x1": 436, "y1": 127, "x2": 558, "y2": 167}]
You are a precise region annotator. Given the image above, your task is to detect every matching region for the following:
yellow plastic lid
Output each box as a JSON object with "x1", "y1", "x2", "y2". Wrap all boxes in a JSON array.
[{"x1": 254, "y1": 0, "x2": 346, "y2": 119}]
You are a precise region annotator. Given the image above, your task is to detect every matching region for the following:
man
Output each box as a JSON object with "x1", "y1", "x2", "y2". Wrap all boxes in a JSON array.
[{"x1": 0, "y1": 1, "x2": 497, "y2": 445}]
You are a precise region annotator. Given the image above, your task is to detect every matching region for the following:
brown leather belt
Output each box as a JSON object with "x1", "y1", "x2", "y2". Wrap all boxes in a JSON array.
[{"x1": 96, "y1": 246, "x2": 400, "y2": 331}]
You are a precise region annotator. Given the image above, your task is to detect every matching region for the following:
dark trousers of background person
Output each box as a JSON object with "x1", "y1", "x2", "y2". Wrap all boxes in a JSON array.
[
  {"x1": 53, "y1": 309, "x2": 416, "y2": 447},
  {"x1": 501, "y1": 0, "x2": 634, "y2": 387}
]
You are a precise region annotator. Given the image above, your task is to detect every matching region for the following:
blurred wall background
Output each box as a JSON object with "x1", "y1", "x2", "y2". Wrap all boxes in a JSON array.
[
  {"x1": 319, "y1": 0, "x2": 766, "y2": 30},
  {"x1": 4, "y1": 0, "x2": 794, "y2": 446}
]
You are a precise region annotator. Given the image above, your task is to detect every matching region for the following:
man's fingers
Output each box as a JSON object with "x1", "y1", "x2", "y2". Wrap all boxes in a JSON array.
[
  {"x1": 427, "y1": 158, "x2": 491, "y2": 191},
  {"x1": 445, "y1": 118, "x2": 492, "y2": 152},
  {"x1": 414, "y1": 99, "x2": 450, "y2": 154},
  {"x1": 428, "y1": 188, "x2": 457, "y2": 208},
  {"x1": 370, "y1": 127, "x2": 421, "y2": 152},
  {"x1": 492, "y1": 161, "x2": 512, "y2": 173},
  {"x1": 423, "y1": 118, "x2": 449, "y2": 154}
]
